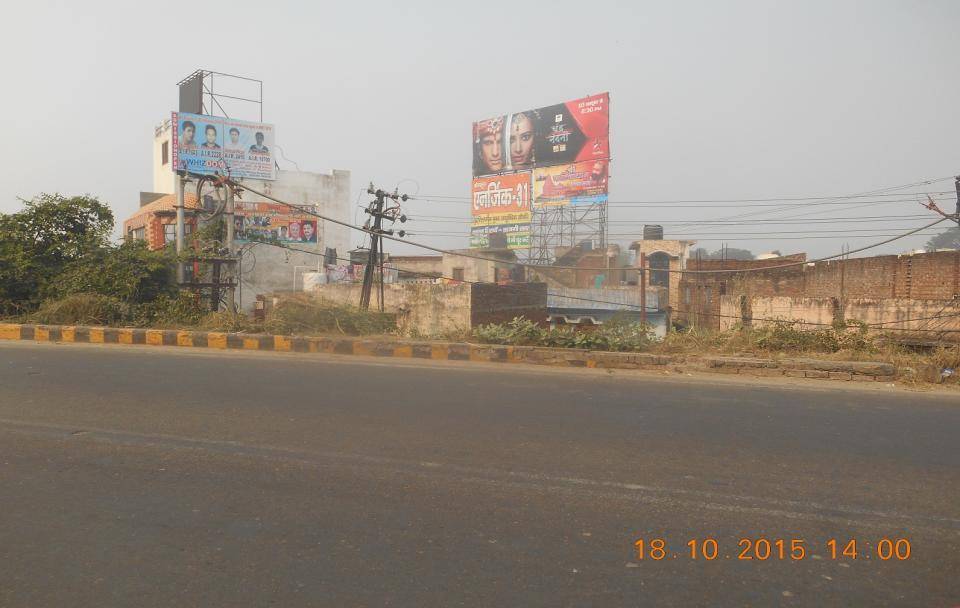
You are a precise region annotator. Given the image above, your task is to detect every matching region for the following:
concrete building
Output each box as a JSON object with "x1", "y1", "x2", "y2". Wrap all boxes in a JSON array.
[{"x1": 125, "y1": 116, "x2": 353, "y2": 310}]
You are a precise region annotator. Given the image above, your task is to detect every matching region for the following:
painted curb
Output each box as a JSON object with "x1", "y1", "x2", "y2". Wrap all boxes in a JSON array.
[{"x1": 0, "y1": 323, "x2": 898, "y2": 382}]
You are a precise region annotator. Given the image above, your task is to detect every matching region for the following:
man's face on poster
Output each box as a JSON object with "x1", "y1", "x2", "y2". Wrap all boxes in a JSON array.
[
  {"x1": 182, "y1": 125, "x2": 195, "y2": 144},
  {"x1": 591, "y1": 161, "x2": 605, "y2": 183},
  {"x1": 302, "y1": 222, "x2": 315, "y2": 241},
  {"x1": 230, "y1": 130, "x2": 240, "y2": 145},
  {"x1": 255, "y1": 133, "x2": 264, "y2": 146},
  {"x1": 205, "y1": 127, "x2": 217, "y2": 145},
  {"x1": 510, "y1": 114, "x2": 534, "y2": 167},
  {"x1": 288, "y1": 222, "x2": 302, "y2": 240},
  {"x1": 480, "y1": 131, "x2": 503, "y2": 172}
]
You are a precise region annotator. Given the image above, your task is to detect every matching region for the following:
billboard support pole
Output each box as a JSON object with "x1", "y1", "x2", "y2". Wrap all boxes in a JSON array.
[
  {"x1": 225, "y1": 184, "x2": 236, "y2": 311},
  {"x1": 639, "y1": 252, "x2": 647, "y2": 328},
  {"x1": 175, "y1": 173, "x2": 185, "y2": 284}
]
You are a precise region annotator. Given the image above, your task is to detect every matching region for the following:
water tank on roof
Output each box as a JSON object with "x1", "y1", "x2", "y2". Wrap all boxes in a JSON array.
[{"x1": 643, "y1": 225, "x2": 664, "y2": 240}]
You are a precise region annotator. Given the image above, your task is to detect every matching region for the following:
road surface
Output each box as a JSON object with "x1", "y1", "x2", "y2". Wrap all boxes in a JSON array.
[{"x1": 0, "y1": 341, "x2": 957, "y2": 606}]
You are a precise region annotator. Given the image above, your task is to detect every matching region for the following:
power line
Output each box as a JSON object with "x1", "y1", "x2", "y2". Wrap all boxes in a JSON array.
[
  {"x1": 222, "y1": 176, "x2": 950, "y2": 274},
  {"x1": 412, "y1": 190, "x2": 954, "y2": 203}
]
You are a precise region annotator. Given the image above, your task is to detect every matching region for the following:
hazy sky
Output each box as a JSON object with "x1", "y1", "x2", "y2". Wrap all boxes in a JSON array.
[{"x1": 1, "y1": 0, "x2": 957, "y2": 258}]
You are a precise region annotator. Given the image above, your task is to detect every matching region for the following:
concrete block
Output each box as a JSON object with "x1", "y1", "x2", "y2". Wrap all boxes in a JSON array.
[
  {"x1": 828, "y1": 371, "x2": 853, "y2": 381},
  {"x1": 783, "y1": 370, "x2": 807, "y2": 378},
  {"x1": 804, "y1": 370, "x2": 830, "y2": 379}
]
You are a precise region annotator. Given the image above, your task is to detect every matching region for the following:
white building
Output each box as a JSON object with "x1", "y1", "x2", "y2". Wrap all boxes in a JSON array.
[{"x1": 145, "y1": 117, "x2": 353, "y2": 310}]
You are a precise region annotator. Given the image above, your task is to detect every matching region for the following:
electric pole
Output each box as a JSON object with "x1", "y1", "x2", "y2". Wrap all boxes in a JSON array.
[
  {"x1": 955, "y1": 176, "x2": 960, "y2": 226},
  {"x1": 359, "y1": 183, "x2": 408, "y2": 311}
]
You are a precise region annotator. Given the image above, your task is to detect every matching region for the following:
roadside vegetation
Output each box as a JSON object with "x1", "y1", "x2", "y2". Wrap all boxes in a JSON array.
[
  {"x1": 2, "y1": 194, "x2": 957, "y2": 382},
  {"x1": 473, "y1": 316, "x2": 959, "y2": 385},
  {"x1": 0, "y1": 194, "x2": 393, "y2": 337}
]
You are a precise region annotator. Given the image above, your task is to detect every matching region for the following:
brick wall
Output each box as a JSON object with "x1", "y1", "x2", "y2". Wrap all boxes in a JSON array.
[
  {"x1": 471, "y1": 282, "x2": 547, "y2": 326},
  {"x1": 678, "y1": 250, "x2": 960, "y2": 330},
  {"x1": 719, "y1": 295, "x2": 960, "y2": 342}
]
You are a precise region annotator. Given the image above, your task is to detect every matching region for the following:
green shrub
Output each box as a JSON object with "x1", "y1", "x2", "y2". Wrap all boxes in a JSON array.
[
  {"x1": 473, "y1": 317, "x2": 655, "y2": 352},
  {"x1": 132, "y1": 292, "x2": 206, "y2": 328},
  {"x1": 264, "y1": 296, "x2": 396, "y2": 336},
  {"x1": 31, "y1": 293, "x2": 126, "y2": 326}
]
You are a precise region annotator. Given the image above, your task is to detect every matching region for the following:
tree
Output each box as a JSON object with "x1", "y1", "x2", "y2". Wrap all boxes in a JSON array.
[
  {"x1": 0, "y1": 194, "x2": 114, "y2": 313},
  {"x1": 53, "y1": 240, "x2": 177, "y2": 304},
  {"x1": 926, "y1": 226, "x2": 960, "y2": 251},
  {"x1": 689, "y1": 247, "x2": 754, "y2": 260}
]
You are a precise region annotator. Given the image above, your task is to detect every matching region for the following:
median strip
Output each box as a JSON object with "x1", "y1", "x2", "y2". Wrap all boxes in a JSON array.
[{"x1": 0, "y1": 322, "x2": 900, "y2": 383}]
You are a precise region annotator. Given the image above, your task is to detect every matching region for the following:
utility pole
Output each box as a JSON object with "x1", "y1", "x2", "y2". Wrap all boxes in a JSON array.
[
  {"x1": 359, "y1": 183, "x2": 408, "y2": 311},
  {"x1": 175, "y1": 173, "x2": 186, "y2": 284},
  {"x1": 639, "y1": 252, "x2": 647, "y2": 327},
  {"x1": 224, "y1": 184, "x2": 236, "y2": 311},
  {"x1": 955, "y1": 176, "x2": 960, "y2": 226}
]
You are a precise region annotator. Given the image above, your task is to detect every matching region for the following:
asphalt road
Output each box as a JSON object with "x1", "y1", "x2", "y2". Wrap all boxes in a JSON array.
[{"x1": 0, "y1": 341, "x2": 957, "y2": 607}]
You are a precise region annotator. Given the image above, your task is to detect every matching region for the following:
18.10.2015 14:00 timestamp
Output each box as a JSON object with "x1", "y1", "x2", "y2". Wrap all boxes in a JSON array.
[{"x1": 634, "y1": 538, "x2": 912, "y2": 561}]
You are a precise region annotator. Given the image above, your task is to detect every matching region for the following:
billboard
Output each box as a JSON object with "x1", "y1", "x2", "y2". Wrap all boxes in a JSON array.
[
  {"x1": 470, "y1": 93, "x2": 609, "y2": 249},
  {"x1": 171, "y1": 112, "x2": 276, "y2": 180},
  {"x1": 469, "y1": 223, "x2": 530, "y2": 249},
  {"x1": 470, "y1": 173, "x2": 532, "y2": 250},
  {"x1": 472, "y1": 93, "x2": 609, "y2": 178},
  {"x1": 234, "y1": 200, "x2": 319, "y2": 244},
  {"x1": 533, "y1": 159, "x2": 609, "y2": 208}
]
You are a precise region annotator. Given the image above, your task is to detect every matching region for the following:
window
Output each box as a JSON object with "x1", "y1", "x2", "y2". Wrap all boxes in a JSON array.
[
  {"x1": 161, "y1": 141, "x2": 169, "y2": 165},
  {"x1": 452, "y1": 267, "x2": 465, "y2": 282},
  {"x1": 705, "y1": 286, "x2": 713, "y2": 304},
  {"x1": 164, "y1": 224, "x2": 175, "y2": 244},
  {"x1": 683, "y1": 287, "x2": 691, "y2": 305},
  {"x1": 130, "y1": 227, "x2": 145, "y2": 241}
]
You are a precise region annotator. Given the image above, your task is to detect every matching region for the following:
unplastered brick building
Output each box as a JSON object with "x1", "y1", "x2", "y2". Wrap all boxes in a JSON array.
[{"x1": 676, "y1": 250, "x2": 960, "y2": 340}]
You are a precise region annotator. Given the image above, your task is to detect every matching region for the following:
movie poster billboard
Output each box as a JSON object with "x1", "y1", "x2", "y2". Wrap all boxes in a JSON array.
[
  {"x1": 233, "y1": 201, "x2": 319, "y2": 244},
  {"x1": 472, "y1": 93, "x2": 609, "y2": 177},
  {"x1": 171, "y1": 112, "x2": 276, "y2": 180},
  {"x1": 533, "y1": 159, "x2": 609, "y2": 208}
]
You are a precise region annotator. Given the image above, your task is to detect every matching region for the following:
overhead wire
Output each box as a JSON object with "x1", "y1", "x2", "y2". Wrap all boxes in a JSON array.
[
  {"x1": 242, "y1": 238, "x2": 960, "y2": 333},
  {"x1": 222, "y1": 175, "x2": 952, "y2": 275}
]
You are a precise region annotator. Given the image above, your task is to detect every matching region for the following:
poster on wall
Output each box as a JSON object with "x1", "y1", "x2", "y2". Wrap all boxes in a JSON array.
[
  {"x1": 533, "y1": 159, "x2": 608, "y2": 208},
  {"x1": 233, "y1": 201, "x2": 318, "y2": 244},
  {"x1": 171, "y1": 111, "x2": 277, "y2": 180}
]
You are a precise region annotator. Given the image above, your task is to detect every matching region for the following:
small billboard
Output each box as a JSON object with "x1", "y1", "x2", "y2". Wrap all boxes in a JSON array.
[
  {"x1": 171, "y1": 111, "x2": 276, "y2": 180},
  {"x1": 533, "y1": 159, "x2": 609, "y2": 208}
]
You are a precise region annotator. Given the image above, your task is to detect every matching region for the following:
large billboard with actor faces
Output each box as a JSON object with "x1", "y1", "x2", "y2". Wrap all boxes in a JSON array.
[
  {"x1": 470, "y1": 93, "x2": 609, "y2": 248},
  {"x1": 172, "y1": 112, "x2": 276, "y2": 180}
]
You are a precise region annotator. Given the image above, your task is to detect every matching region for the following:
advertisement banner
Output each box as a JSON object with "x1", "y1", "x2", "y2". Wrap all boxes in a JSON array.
[
  {"x1": 472, "y1": 172, "x2": 532, "y2": 217},
  {"x1": 471, "y1": 93, "x2": 609, "y2": 177},
  {"x1": 533, "y1": 159, "x2": 609, "y2": 208},
  {"x1": 532, "y1": 92, "x2": 609, "y2": 167},
  {"x1": 233, "y1": 201, "x2": 319, "y2": 244},
  {"x1": 469, "y1": 223, "x2": 530, "y2": 250},
  {"x1": 171, "y1": 112, "x2": 277, "y2": 180}
]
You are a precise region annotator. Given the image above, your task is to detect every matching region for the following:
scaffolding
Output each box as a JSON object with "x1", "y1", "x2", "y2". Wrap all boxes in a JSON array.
[{"x1": 526, "y1": 201, "x2": 607, "y2": 264}]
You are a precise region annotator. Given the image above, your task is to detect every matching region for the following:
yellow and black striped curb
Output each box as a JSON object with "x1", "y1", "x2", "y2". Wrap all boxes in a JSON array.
[{"x1": 0, "y1": 323, "x2": 898, "y2": 381}]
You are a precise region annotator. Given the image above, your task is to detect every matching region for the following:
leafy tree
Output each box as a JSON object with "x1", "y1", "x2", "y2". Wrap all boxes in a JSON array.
[
  {"x1": 52, "y1": 240, "x2": 177, "y2": 304},
  {"x1": 926, "y1": 226, "x2": 960, "y2": 251},
  {"x1": 0, "y1": 194, "x2": 113, "y2": 313}
]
